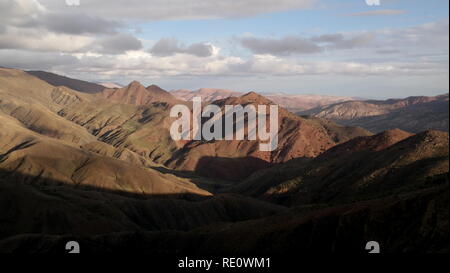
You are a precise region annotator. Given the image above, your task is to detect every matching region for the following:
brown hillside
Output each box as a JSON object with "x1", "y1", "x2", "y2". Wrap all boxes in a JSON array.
[
  {"x1": 101, "y1": 81, "x2": 179, "y2": 105},
  {"x1": 167, "y1": 92, "x2": 371, "y2": 180}
]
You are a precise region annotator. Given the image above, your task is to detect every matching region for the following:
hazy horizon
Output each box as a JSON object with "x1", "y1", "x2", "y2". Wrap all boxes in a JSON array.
[{"x1": 7, "y1": 66, "x2": 448, "y2": 100}]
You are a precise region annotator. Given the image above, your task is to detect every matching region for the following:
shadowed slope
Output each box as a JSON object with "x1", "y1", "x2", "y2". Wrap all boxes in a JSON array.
[
  {"x1": 0, "y1": 182, "x2": 447, "y2": 254},
  {"x1": 0, "y1": 176, "x2": 284, "y2": 239},
  {"x1": 233, "y1": 129, "x2": 449, "y2": 206},
  {"x1": 26, "y1": 71, "x2": 105, "y2": 94}
]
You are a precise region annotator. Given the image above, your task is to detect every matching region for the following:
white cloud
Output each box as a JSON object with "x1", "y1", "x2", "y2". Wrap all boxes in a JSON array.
[
  {"x1": 0, "y1": 0, "x2": 130, "y2": 54},
  {"x1": 0, "y1": 0, "x2": 120, "y2": 34},
  {"x1": 149, "y1": 38, "x2": 214, "y2": 57},
  {"x1": 0, "y1": 27, "x2": 94, "y2": 52},
  {"x1": 5, "y1": 47, "x2": 443, "y2": 81}
]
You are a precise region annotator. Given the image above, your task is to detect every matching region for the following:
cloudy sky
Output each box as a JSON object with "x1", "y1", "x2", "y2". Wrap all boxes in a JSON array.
[{"x1": 0, "y1": 0, "x2": 448, "y2": 98}]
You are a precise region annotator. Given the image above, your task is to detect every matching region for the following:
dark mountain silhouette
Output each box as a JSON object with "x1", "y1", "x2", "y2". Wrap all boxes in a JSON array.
[
  {"x1": 0, "y1": 171, "x2": 447, "y2": 254},
  {"x1": 26, "y1": 70, "x2": 105, "y2": 94}
]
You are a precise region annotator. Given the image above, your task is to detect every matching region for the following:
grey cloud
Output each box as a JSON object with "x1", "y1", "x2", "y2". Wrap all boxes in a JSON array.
[
  {"x1": 0, "y1": 25, "x2": 94, "y2": 53},
  {"x1": 0, "y1": 25, "x2": 6, "y2": 35},
  {"x1": 149, "y1": 38, "x2": 213, "y2": 57},
  {"x1": 239, "y1": 33, "x2": 375, "y2": 56},
  {"x1": 38, "y1": 0, "x2": 316, "y2": 20},
  {"x1": 346, "y1": 9, "x2": 406, "y2": 17},
  {"x1": 0, "y1": 0, "x2": 43, "y2": 25},
  {"x1": 315, "y1": 20, "x2": 448, "y2": 53},
  {"x1": 95, "y1": 33, "x2": 143, "y2": 54},
  {"x1": 240, "y1": 36, "x2": 322, "y2": 56},
  {"x1": 376, "y1": 49, "x2": 402, "y2": 54},
  {"x1": 149, "y1": 38, "x2": 180, "y2": 56},
  {"x1": 311, "y1": 34, "x2": 344, "y2": 43},
  {"x1": 0, "y1": 49, "x2": 79, "y2": 70},
  {"x1": 185, "y1": 43, "x2": 214, "y2": 57},
  {"x1": 379, "y1": 19, "x2": 449, "y2": 50},
  {"x1": 41, "y1": 13, "x2": 122, "y2": 35},
  {"x1": 312, "y1": 33, "x2": 375, "y2": 49},
  {"x1": 0, "y1": 18, "x2": 136, "y2": 54},
  {"x1": 331, "y1": 33, "x2": 375, "y2": 49},
  {"x1": 0, "y1": 36, "x2": 23, "y2": 50},
  {"x1": 0, "y1": 0, "x2": 124, "y2": 54},
  {"x1": 0, "y1": 0, "x2": 121, "y2": 36}
]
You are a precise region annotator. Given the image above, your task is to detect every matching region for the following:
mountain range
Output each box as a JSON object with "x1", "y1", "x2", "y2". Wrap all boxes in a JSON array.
[
  {"x1": 172, "y1": 88, "x2": 449, "y2": 134},
  {"x1": 299, "y1": 94, "x2": 449, "y2": 133},
  {"x1": 0, "y1": 67, "x2": 448, "y2": 254},
  {"x1": 172, "y1": 88, "x2": 356, "y2": 112}
]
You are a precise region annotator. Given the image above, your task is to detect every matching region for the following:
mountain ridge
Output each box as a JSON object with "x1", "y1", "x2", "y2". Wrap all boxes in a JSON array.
[
  {"x1": 26, "y1": 70, "x2": 105, "y2": 94},
  {"x1": 101, "y1": 81, "x2": 181, "y2": 106},
  {"x1": 299, "y1": 94, "x2": 449, "y2": 133},
  {"x1": 171, "y1": 88, "x2": 357, "y2": 112}
]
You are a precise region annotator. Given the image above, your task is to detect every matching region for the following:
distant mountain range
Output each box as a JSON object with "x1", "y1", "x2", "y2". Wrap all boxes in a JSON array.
[
  {"x1": 0, "y1": 67, "x2": 448, "y2": 254},
  {"x1": 299, "y1": 94, "x2": 449, "y2": 133},
  {"x1": 98, "y1": 82, "x2": 123, "y2": 89},
  {"x1": 172, "y1": 88, "x2": 242, "y2": 102},
  {"x1": 172, "y1": 88, "x2": 356, "y2": 112}
]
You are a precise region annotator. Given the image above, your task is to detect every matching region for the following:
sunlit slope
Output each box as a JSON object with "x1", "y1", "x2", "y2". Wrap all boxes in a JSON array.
[
  {"x1": 0, "y1": 114, "x2": 210, "y2": 196},
  {"x1": 0, "y1": 68, "x2": 171, "y2": 167}
]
